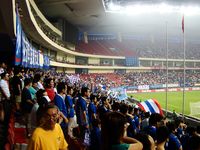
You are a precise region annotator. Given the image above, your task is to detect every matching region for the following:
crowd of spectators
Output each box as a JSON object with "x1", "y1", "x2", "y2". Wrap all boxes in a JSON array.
[
  {"x1": 122, "y1": 71, "x2": 200, "y2": 86},
  {"x1": 76, "y1": 39, "x2": 200, "y2": 59},
  {"x1": 79, "y1": 71, "x2": 200, "y2": 88},
  {"x1": 0, "y1": 63, "x2": 200, "y2": 149}
]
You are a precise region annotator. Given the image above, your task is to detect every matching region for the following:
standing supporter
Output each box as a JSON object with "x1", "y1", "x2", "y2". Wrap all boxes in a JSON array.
[
  {"x1": 34, "y1": 74, "x2": 44, "y2": 90},
  {"x1": 98, "y1": 96, "x2": 111, "y2": 121},
  {"x1": 54, "y1": 82, "x2": 68, "y2": 137},
  {"x1": 141, "y1": 112, "x2": 150, "y2": 130},
  {"x1": 143, "y1": 113, "x2": 163, "y2": 141},
  {"x1": 45, "y1": 78, "x2": 56, "y2": 102},
  {"x1": 12, "y1": 68, "x2": 22, "y2": 111},
  {"x1": 133, "y1": 107, "x2": 140, "y2": 132},
  {"x1": 76, "y1": 86, "x2": 90, "y2": 141},
  {"x1": 0, "y1": 62, "x2": 6, "y2": 75},
  {"x1": 0, "y1": 72, "x2": 11, "y2": 124},
  {"x1": 175, "y1": 118, "x2": 187, "y2": 139},
  {"x1": 112, "y1": 101, "x2": 120, "y2": 112},
  {"x1": 21, "y1": 78, "x2": 35, "y2": 137},
  {"x1": 166, "y1": 121, "x2": 182, "y2": 150},
  {"x1": 101, "y1": 111, "x2": 143, "y2": 150},
  {"x1": 88, "y1": 94, "x2": 98, "y2": 128},
  {"x1": 156, "y1": 126, "x2": 170, "y2": 150},
  {"x1": 180, "y1": 126, "x2": 198, "y2": 150},
  {"x1": 120, "y1": 104, "x2": 137, "y2": 138},
  {"x1": 65, "y1": 86, "x2": 76, "y2": 138},
  {"x1": 90, "y1": 118, "x2": 101, "y2": 150},
  {"x1": 28, "y1": 105, "x2": 68, "y2": 150},
  {"x1": 134, "y1": 133, "x2": 156, "y2": 150},
  {"x1": 0, "y1": 72, "x2": 10, "y2": 101},
  {"x1": 28, "y1": 79, "x2": 38, "y2": 101}
]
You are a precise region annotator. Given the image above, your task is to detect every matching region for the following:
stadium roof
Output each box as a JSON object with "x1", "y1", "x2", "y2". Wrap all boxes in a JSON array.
[{"x1": 35, "y1": 0, "x2": 200, "y2": 41}]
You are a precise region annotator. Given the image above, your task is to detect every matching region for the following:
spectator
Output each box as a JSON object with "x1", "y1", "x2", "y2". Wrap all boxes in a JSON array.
[
  {"x1": 54, "y1": 82, "x2": 68, "y2": 137},
  {"x1": 21, "y1": 78, "x2": 35, "y2": 137},
  {"x1": 90, "y1": 118, "x2": 101, "y2": 150},
  {"x1": 156, "y1": 126, "x2": 170, "y2": 150},
  {"x1": 12, "y1": 68, "x2": 22, "y2": 111},
  {"x1": 101, "y1": 111, "x2": 143, "y2": 150},
  {"x1": 0, "y1": 72, "x2": 10, "y2": 100},
  {"x1": 88, "y1": 94, "x2": 98, "y2": 127},
  {"x1": 143, "y1": 113, "x2": 163, "y2": 140},
  {"x1": 65, "y1": 86, "x2": 76, "y2": 138},
  {"x1": 28, "y1": 105, "x2": 68, "y2": 150},
  {"x1": 45, "y1": 78, "x2": 56, "y2": 102},
  {"x1": 76, "y1": 87, "x2": 90, "y2": 141},
  {"x1": 134, "y1": 133, "x2": 156, "y2": 150},
  {"x1": 166, "y1": 121, "x2": 182, "y2": 150}
]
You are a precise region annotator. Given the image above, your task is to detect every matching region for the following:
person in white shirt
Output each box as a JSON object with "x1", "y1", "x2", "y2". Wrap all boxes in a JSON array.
[{"x1": 0, "y1": 72, "x2": 10, "y2": 100}]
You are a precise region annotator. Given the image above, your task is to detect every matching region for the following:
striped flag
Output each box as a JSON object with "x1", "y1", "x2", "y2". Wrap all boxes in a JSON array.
[{"x1": 137, "y1": 99, "x2": 163, "y2": 116}]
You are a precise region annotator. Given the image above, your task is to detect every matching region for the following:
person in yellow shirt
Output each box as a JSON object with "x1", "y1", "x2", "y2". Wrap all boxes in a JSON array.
[{"x1": 28, "y1": 105, "x2": 68, "y2": 150}]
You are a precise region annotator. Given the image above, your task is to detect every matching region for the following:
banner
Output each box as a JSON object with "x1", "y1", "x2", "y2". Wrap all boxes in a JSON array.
[
  {"x1": 137, "y1": 99, "x2": 163, "y2": 116},
  {"x1": 22, "y1": 31, "x2": 29, "y2": 67},
  {"x1": 15, "y1": 10, "x2": 50, "y2": 69},
  {"x1": 138, "y1": 85, "x2": 149, "y2": 90},
  {"x1": 125, "y1": 86, "x2": 138, "y2": 90},
  {"x1": 15, "y1": 12, "x2": 22, "y2": 65},
  {"x1": 43, "y1": 55, "x2": 50, "y2": 69},
  {"x1": 110, "y1": 87, "x2": 128, "y2": 101},
  {"x1": 149, "y1": 84, "x2": 163, "y2": 89}
]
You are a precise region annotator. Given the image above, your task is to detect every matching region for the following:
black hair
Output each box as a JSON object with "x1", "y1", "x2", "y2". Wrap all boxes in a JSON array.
[
  {"x1": 0, "y1": 72, "x2": 8, "y2": 79},
  {"x1": 57, "y1": 82, "x2": 66, "y2": 94},
  {"x1": 92, "y1": 118, "x2": 101, "y2": 127},
  {"x1": 101, "y1": 112, "x2": 127, "y2": 150},
  {"x1": 134, "y1": 133, "x2": 153, "y2": 150},
  {"x1": 156, "y1": 126, "x2": 170, "y2": 144},
  {"x1": 112, "y1": 101, "x2": 120, "y2": 112},
  {"x1": 149, "y1": 113, "x2": 163, "y2": 126},
  {"x1": 34, "y1": 74, "x2": 41, "y2": 82},
  {"x1": 81, "y1": 86, "x2": 89, "y2": 97},
  {"x1": 67, "y1": 86, "x2": 73, "y2": 94},
  {"x1": 120, "y1": 103, "x2": 129, "y2": 115},
  {"x1": 90, "y1": 94, "x2": 97, "y2": 102},
  {"x1": 24, "y1": 78, "x2": 32, "y2": 86},
  {"x1": 166, "y1": 121, "x2": 178, "y2": 133}
]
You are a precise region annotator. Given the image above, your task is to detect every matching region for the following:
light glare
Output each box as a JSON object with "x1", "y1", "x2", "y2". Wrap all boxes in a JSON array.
[{"x1": 106, "y1": 3, "x2": 200, "y2": 16}]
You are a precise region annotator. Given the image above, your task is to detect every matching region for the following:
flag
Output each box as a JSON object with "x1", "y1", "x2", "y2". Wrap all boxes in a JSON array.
[
  {"x1": 137, "y1": 99, "x2": 163, "y2": 116},
  {"x1": 182, "y1": 15, "x2": 184, "y2": 33}
]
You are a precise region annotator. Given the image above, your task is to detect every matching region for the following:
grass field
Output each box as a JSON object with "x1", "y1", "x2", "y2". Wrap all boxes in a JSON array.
[{"x1": 128, "y1": 91, "x2": 200, "y2": 118}]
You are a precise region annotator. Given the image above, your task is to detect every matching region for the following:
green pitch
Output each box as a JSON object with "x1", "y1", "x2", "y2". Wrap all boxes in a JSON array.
[{"x1": 128, "y1": 91, "x2": 200, "y2": 117}]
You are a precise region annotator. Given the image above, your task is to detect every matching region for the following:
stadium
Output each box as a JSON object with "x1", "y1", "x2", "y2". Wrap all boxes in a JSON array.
[{"x1": 0, "y1": 0, "x2": 200, "y2": 149}]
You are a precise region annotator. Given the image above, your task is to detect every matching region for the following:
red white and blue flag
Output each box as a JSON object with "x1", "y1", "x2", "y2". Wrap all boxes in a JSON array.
[{"x1": 137, "y1": 99, "x2": 163, "y2": 116}]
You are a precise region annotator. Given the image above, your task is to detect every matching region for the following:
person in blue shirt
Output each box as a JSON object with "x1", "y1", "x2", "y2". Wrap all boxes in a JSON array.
[
  {"x1": 54, "y1": 82, "x2": 68, "y2": 137},
  {"x1": 120, "y1": 104, "x2": 137, "y2": 138},
  {"x1": 75, "y1": 86, "x2": 90, "y2": 141},
  {"x1": 88, "y1": 94, "x2": 98, "y2": 128},
  {"x1": 143, "y1": 113, "x2": 163, "y2": 141},
  {"x1": 65, "y1": 86, "x2": 76, "y2": 138},
  {"x1": 90, "y1": 118, "x2": 101, "y2": 150},
  {"x1": 166, "y1": 121, "x2": 182, "y2": 150},
  {"x1": 98, "y1": 96, "x2": 111, "y2": 121}
]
